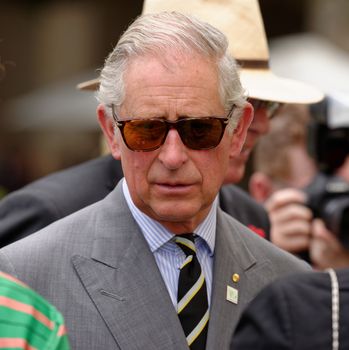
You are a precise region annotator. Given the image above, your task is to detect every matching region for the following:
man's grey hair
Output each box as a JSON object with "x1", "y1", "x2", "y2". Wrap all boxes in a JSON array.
[{"x1": 96, "y1": 11, "x2": 247, "y2": 131}]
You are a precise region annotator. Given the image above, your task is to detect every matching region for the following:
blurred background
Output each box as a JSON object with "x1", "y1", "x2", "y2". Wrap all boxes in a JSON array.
[{"x1": 0, "y1": 0, "x2": 348, "y2": 196}]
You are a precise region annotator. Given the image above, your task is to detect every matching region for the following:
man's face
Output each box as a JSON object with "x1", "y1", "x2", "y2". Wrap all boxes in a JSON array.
[
  {"x1": 224, "y1": 105, "x2": 270, "y2": 184},
  {"x1": 99, "y1": 53, "x2": 250, "y2": 233}
]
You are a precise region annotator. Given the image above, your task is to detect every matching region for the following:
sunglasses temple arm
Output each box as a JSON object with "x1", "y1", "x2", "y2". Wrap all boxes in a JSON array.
[
  {"x1": 109, "y1": 104, "x2": 123, "y2": 126},
  {"x1": 227, "y1": 104, "x2": 236, "y2": 120}
]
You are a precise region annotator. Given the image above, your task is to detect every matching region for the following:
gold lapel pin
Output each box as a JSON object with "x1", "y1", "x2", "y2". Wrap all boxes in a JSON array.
[{"x1": 232, "y1": 273, "x2": 240, "y2": 283}]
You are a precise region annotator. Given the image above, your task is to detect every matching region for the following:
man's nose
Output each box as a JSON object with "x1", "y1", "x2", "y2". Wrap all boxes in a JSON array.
[{"x1": 157, "y1": 128, "x2": 189, "y2": 169}]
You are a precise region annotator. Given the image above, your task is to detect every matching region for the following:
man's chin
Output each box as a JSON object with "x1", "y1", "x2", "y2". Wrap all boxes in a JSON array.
[{"x1": 148, "y1": 202, "x2": 210, "y2": 231}]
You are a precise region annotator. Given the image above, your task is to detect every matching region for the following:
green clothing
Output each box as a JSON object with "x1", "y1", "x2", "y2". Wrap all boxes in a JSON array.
[{"x1": 0, "y1": 271, "x2": 70, "y2": 350}]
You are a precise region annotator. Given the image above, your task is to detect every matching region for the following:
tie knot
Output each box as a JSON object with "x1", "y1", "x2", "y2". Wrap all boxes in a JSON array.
[{"x1": 174, "y1": 234, "x2": 196, "y2": 257}]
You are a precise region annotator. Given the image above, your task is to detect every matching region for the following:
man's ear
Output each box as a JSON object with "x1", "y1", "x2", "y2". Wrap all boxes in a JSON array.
[
  {"x1": 230, "y1": 102, "x2": 253, "y2": 156},
  {"x1": 97, "y1": 104, "x2": 121, "y2": 160},
  {"x1": 248, "y1": 172, "x2": 273, "y2": 203}
]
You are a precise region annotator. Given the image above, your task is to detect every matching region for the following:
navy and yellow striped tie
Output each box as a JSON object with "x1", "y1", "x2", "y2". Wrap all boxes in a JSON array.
[{"x1": 175, "y1": 234, "x2": 209, "y2": 349}]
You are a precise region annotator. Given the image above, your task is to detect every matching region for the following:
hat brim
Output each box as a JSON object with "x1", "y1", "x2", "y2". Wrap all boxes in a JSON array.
[
  {"x1": 76, "y1": 78, "x2": 100, "y2": 91},
  {"x1": 240, "y1": 68, "x2": 324, "y2": 104},
  {"x1": 77, "y1": 69, "x2": 324, "y2": 105}
]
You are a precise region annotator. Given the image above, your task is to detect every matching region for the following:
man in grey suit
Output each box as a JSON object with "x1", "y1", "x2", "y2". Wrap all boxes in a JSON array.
[{"x1": 0, "y1": 12, "x2": 308, "y2": 349}]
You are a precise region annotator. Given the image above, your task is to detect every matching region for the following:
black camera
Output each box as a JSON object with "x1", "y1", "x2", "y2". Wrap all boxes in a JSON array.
[
  {"x1": 305, "y1": 96, "x2": 349, "y2": 247},
  {"x1": 307, "y1": 97, "x2": 349, "y2": 174},
  {"x1": 304, "y1": 173, "x2": 349, "y2": 248}
]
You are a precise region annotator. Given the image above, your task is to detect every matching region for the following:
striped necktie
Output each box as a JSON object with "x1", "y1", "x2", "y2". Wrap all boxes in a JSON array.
[{"x1": 175, "y1": 234, "x2": 209, "y2": 349}]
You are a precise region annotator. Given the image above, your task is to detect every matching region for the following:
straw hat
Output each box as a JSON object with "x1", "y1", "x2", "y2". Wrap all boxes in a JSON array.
[
  {"x1": 77, "y1": 78, "x2": 99, "y2": 91},
  {"x1": 78, "y1": 0, "x2": 324, "y2": 104}
]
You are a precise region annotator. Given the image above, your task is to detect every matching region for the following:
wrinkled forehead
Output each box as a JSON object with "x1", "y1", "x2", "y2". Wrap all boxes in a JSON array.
[
  {"x1": 119, "y1": 53, "x2": 223, "y2": 118},
  {"x1": 125, "y1": 49, "x2": 217, "y2": 75},
  {"x1": 122, "y1": 52, "x2": 220, "y2": 97}
]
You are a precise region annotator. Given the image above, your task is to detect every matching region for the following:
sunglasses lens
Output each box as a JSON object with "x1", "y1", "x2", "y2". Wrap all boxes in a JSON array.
[
  {"x1": 123, "y1": 120, "x2": 166, "y2": 151},
  {"x1": 249, "y1": 99, "x2": 281, "y2": 118},
  {"x1": 267, "y1": 102, "x2": 282, "y2": 118},
  {"x1": 120, "y1": 117, "x2": 226, "y2": 151},
  {"x1": 179, "y1": 118, "x2": 225, "y2": 150}
]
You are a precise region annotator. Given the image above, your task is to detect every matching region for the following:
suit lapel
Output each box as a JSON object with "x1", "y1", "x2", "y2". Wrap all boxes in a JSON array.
[
  {"x1": 206, "y1": 209, "x2": 274, "y2": 349},
  {"x1": 72, "y1": 184, "x2": 188, "y2": 350}
]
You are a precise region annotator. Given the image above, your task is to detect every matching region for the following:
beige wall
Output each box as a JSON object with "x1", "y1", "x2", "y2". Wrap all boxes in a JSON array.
[{"x1": 307, "y1": 0, "x2": 349, "y2": 52}]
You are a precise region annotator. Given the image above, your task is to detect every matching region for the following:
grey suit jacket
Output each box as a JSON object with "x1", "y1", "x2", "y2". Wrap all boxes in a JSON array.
[{"x1": 0, "y1": 182, "x2": 309, "y2": 350}]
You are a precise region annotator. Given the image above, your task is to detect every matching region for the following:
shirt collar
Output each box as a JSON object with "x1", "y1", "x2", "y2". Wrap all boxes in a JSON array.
[{"x1": 122, "y1": 178, "x2": 216, "y2": 255}]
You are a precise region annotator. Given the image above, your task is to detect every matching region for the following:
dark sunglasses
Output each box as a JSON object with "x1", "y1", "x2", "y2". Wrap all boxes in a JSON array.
[
  {"x1": 248, "y1": 98, "x2": 283, "y2": 118},
  {"x1": 110, "y1": 104, "x2": 235, "y2": 152}
]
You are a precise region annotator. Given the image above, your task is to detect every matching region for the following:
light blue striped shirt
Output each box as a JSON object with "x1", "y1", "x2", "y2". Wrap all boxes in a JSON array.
[{"x1": 122, "y1": 179, "x2": 216, "y2": 308}]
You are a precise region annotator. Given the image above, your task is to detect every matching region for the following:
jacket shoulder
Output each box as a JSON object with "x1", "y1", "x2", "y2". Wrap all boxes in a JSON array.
[
  {"x1": 218, "y1": 209, "x2": 310, "y2": 274},
  {"x1": 219, "y1": 185, "x2": 270, "y2": 238},
  {"x1": 0, "y1": 156, "x2": 123, "y2": 246}
]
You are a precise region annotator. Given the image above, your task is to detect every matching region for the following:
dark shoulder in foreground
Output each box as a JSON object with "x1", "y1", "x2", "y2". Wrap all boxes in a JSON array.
[
  {"x1": 0, "y1": 155, "x2": 122, "y2": 246},
  {"x1": 219, "y1": 184, "x2": 270, "y2": 239},
  {"x1": 231, "y1": 268, "x2": 349, "y2": 350}
]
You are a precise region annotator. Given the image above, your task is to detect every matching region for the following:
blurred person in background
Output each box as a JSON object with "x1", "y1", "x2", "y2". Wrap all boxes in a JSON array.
[
  {"x1": 307, "y1": 96, "x2": 349, "y2": 269},
  {"x1": 249, "y1": 104, "x2": 317, "y2": 253},
  {"x1": 235, "y1": 98, "x2": 349, "y2": 348},
  {"x1": 249, "y1": 102, "x2": 349, "y2": 269}
]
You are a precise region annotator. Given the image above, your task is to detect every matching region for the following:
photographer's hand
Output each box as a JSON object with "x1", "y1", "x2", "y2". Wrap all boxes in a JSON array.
[
  {"x1": 310, "y1": 218, "x2": 349, "y2": 269},
  {"x1": 265, "y1": 188, "x2": 313, "y2": 253}
]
